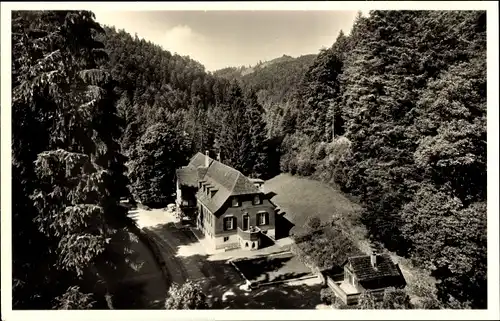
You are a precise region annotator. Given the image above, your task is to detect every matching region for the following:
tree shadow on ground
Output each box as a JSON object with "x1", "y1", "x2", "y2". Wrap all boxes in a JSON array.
[
  {"x1": 113, "y1": 279, "x2": 164, "y2": 309},
  {"x1": 112, "y1": 228, "x2": 168, "y2": 309},
  {"x1": 210, "y1": 279, "x2": 323, "y2": 309},
  {"x1": 183, "y1": 253, "x2": 321, "y2": 309},
  {"x1": 232, "y1": 254, "x2": 293, "y2": 283},
  {"x1": 147, "y1": 222, "x2": 200, "y2": 248}
]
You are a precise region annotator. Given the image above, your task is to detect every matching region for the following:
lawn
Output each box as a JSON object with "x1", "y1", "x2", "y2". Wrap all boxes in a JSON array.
[
  {"x1": 231, "y1": 251, "x2": 313, "y2": 285},
  {"x1": 264, "y1": 174, "x2": 364, "y2": 236}
]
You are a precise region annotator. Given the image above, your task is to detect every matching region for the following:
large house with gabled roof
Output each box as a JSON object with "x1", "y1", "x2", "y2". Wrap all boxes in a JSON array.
[{"x1": 175, "y1": 151, "x2": 276, "y2": 251}]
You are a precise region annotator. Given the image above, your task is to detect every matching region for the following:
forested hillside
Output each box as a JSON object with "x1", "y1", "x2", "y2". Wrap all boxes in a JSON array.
[
  {"x1": 219, "y1": 10, "x2": 487, "y2": 309},
  {"x1": 276, "y1": 11, "x2": 487, "y2": 309},
  {"x1": 11, "y1": 9, "x2": 487, "y2": 310},
  {"x1": 214, "y1": 54, "x2": 316, "y2": 138},
  {"x1": 94, "y1": 26, "x2": 279, "y2": 206}
]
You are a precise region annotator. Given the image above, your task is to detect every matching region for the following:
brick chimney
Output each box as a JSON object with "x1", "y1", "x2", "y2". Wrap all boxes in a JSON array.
[
  {"x1": 205, "y1": 150, "x2": 210, "y2": 167},
  {"x1": 371, "y1": 250, "x2": 378, "y2": 268}
]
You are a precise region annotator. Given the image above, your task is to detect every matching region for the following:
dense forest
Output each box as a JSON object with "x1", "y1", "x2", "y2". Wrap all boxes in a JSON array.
[
  {"x1": 214, "y1": 53, "x2": 316, "y2": 138},
  {"x1": 11, "y1": 10, "x2": 487, "y2": 310},
  {"x1": 245, "y1": 11, "x2": 486, "y2": 309}
]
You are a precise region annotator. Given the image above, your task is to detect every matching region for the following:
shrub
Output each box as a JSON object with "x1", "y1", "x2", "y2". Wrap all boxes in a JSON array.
[
  {"x1": 306, "y1": 216, "x2": 321, "y2": 230},
  {"x1": 297, "y1": 158, "x2": 315, "y2": 176},
  {"x1": 314, "y1": 142, "x2": 328, "y2": 160},
  {"x1": 358, "y1": 291, "x2": 379, "y2": 309},
  {"x1": 165, "y1": 281, "x2": 209, "y2": 310},
  {"x1": 294, "y1": 226, "x2": 362, "y2": 269},
  {"x1": 54, "y1": 286, "x2": 96, "y2": 310},
  {"x1": 381, "y1": 287, "x2": 413, "y2": 309},
  {"x1": 320, "y1": 287, "x2": 336, "y2": 305}
]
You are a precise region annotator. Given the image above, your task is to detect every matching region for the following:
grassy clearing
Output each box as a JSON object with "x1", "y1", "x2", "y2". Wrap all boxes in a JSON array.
[
  {"x1": 264, "y1": 173, "x2": 437, "y2": 305},
  {"x1": 264, "y1": 174, "x2": 364, "y2": 236}
]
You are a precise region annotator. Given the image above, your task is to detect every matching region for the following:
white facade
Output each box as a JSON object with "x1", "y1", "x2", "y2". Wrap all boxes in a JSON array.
[{"x1": 214, "y1": 234, "x2": 240, "y2": 251}]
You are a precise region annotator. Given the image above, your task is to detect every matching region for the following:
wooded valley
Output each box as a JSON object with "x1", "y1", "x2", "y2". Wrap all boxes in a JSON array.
[{"x1": 11, "y1": 10, "x2": 487, "y2": 309}]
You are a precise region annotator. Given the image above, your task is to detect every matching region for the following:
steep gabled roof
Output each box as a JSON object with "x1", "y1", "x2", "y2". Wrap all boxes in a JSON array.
[
  {"x1": 175, "y1": 167, "x2": 199, "y2": 188},
  {"x1": 178, "y1": 152, "x2": 264, "y2": 215},
  {"x1": 177, "y1": 153, "x2": 210, "y2": 188},
  {"x1": 344, "y1": 254, "x2": 403, "y2": 282},
  {"x1": 188, "y1": 152, "x2": 210, "y2": 168}
]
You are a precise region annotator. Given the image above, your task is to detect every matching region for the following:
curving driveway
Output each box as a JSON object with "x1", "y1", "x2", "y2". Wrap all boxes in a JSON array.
[{"x1": 128, "y1": 207, "x2": 324, "y2": 309}]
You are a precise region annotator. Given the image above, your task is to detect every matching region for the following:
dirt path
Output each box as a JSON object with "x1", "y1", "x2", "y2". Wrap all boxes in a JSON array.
[
  {"x1": 130, "y1": 207, "x2": 206, "y2": 285},
  {"x1": 146, "y1": 228, "x2": 190, "y2": 285}
]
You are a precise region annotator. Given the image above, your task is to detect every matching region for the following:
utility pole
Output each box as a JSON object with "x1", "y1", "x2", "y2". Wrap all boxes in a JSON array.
[{"x1": 195, "y1": 122, "x2": 204, "y2": 150}]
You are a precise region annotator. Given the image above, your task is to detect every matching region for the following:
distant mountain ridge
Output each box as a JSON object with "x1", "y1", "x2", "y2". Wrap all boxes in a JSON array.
[
  {"x1": 213, "y1": 54, "x2": 316, "y2": 111},
  {"x1": 214, "y1": 54, "x2": 315, "y2": 80}
]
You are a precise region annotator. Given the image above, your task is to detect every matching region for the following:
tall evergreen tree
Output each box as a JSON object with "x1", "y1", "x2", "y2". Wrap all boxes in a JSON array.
[
  {"x1": 12, "y1": 10, "x2": 133, "y2": 309},
  {"x1": 216, "y1": 82, "x2": 252, "y2": 174},
  {"x1": 243, "y1": 89, "x2": 269, "y2": 178}
]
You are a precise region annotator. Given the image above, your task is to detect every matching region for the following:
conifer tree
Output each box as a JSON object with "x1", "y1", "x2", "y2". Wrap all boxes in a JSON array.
[{"x1": 12, "y1": 10, "x2": 133, "y2": 309}]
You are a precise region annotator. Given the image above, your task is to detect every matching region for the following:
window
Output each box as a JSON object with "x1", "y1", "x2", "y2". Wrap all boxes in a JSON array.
[
  {"x1": 231, "y1": 197, "x2": 240, "y2": 207},
  {"x1": 223, "y1": 236, "x2": 229, "y2": 242},
  {"x1": 224, "y1": 216, "x2": 235, "y2": 230},
  {"x1": 257, "y1": 212, "x2": 268, "y2": 226},
  {"x1": 253, "y1": 195, "x2": 261, "y2": 205},
  {"x1": 243, "y1": 214, "x2": 249, "y2": 230}
]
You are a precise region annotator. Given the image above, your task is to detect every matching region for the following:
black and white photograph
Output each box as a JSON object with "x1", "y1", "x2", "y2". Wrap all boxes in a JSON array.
[{"x1": 1, "y1": 1, "x2": 499, "y2": 320}]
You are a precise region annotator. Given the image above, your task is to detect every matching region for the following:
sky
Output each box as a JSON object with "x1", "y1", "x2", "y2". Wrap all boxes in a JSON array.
[{"x1": 93, "y1": 10, "x2": 365, "y2": 71}]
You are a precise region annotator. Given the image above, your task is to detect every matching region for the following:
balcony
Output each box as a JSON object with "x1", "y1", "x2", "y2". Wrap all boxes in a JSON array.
[
  {"x1": 326, "y1": 278, "x2": 361, "y2": 305},
  {"x1": 237, "y1": 226, "x2": 261, "y2": 241}
]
